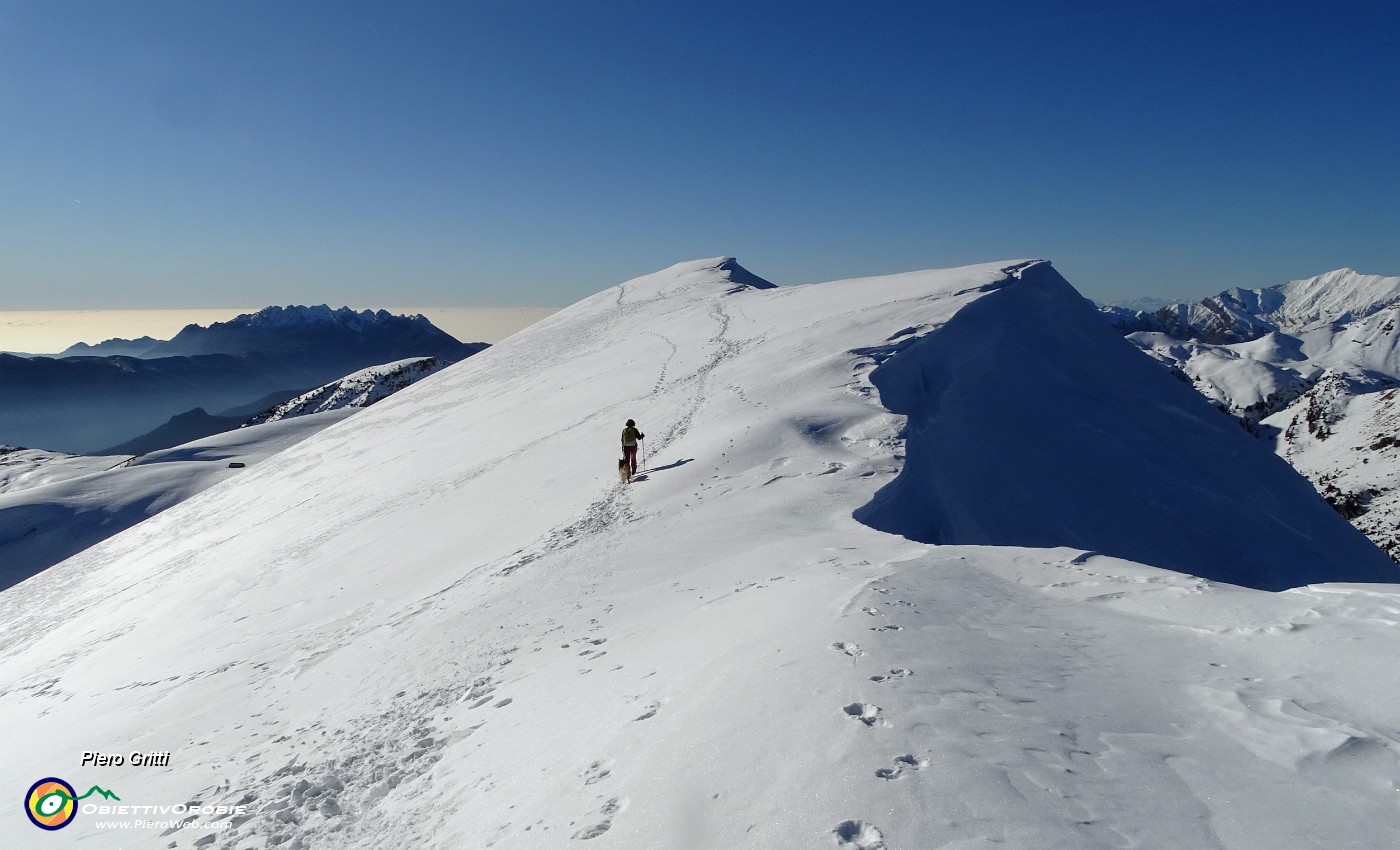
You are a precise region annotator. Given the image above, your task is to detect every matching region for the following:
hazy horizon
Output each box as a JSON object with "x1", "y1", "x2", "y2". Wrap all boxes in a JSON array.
[{"x1": 0, "y1": 306, "x2": 559, "y2": 355}]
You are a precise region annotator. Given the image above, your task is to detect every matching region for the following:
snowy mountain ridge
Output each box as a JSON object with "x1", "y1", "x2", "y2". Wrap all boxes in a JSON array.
[
  {"x1": 244, "y1": 357, "x2": 451, "y2": 426},
  {"x1": 1102, "y1": 267, "x2": 1400, "y2": 344},
  {"x1": 2, "y1": 257, "x2": 1397, "y2": 849},
  {"x1": 59, "y1": 305, "x2": 452, "y2": 358}
]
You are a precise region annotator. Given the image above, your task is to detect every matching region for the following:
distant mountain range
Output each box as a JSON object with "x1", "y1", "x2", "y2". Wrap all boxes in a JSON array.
[
  {"x1": 1100, "y1": 268, "x2": 1400, "y2": 344},
  {"x1": 59, "y1": 305, "x2": 469, "y2": 360},
  {"x1": 0, "y1": 305, "x2": 487, "y2": 453},
  {"x1": 1100, "y1": 268, "x2": 1400, "y2": 562},
  {"x1": 101, "y1": 357, "x2": 450, "y2": 455}
]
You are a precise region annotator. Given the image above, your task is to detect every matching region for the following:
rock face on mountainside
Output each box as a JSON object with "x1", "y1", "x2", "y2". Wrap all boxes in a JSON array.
[
  {"x1": 1102, "y1": 269, "x2": 1400, "y2": 563},
  {"x1": 1, "y1": 307, "x2": 487, "y2": 454},
  {"x1": 1, "y1": 258, "x2": 1394, "y2": 850}
]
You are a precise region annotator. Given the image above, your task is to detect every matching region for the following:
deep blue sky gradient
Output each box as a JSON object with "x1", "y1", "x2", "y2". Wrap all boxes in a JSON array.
[{"x1": 2, "y1": 0, "x2": 1397, "y2": 308}]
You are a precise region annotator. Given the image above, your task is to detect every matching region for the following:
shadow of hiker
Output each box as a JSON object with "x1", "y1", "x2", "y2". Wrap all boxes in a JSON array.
[{"x1": 641, "y1": 458, "x2": 694, "y2": 474}]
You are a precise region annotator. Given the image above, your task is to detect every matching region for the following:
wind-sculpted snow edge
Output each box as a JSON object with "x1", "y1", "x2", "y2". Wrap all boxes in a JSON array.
[{"x1": 853, "y1": 262, "x2": 1399, "y2": 590}]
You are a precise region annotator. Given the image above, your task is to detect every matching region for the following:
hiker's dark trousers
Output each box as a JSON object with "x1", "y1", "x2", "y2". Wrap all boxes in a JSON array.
[{"x1": 622, "y1": 445, "x2": 638, "y2": 474}]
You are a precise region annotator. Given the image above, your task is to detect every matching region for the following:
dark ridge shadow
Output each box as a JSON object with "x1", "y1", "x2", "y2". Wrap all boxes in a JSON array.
[{"x1": 851, "y1": 262, "x2": 1399, "y2": 592}]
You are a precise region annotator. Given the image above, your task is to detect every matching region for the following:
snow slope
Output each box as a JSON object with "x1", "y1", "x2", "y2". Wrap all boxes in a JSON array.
[
  {"x1": 0, "y1": 411, "x2": 351, "y2": 590},
  {"x1": 852, "y1": 263, "x2": 1392, "y2": 591},
  {"x1": 1, "y1": 258, "x2": 1397, "y2": 850},
  {"x1": 245, "y1": 357, "x2": 451, "y2": 425},
  {"x1": 1111, "y1": 277, "x2": 1400, "y2": 563},
  {"x1": 0, "y1": 446, "x2": 126, "y2": 495}
]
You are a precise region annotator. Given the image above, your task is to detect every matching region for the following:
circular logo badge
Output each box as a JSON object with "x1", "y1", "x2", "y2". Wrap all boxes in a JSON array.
[{"x1": 25, "y1": 777, "x2": 78, "y2": 830}]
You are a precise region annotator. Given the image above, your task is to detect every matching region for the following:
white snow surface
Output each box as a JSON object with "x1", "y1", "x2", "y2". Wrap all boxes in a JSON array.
[
  {"x1": 0, "y1": 446, "x2": 127, "y2": 495},
  {"x1": 244, "y1": 357, "x2": 452, "y2": 426},
  {"x1": 1256, "y1": 268, "x2": 1400, "y2": 332},
  {"x1": 1264, "y1": 377, "x2": 1400, "y2": 560},
  {"x1": 0, "y1": 411, "x2": 351, "y2": 590},
  {"x1": 2, "y1": 258, "x2": 1398, "y2": 849}
]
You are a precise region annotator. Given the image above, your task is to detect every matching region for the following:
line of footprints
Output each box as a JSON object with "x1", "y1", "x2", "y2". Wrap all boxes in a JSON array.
[{"x1": 828, "y1": 586, "x2": 928, "y2": 849}]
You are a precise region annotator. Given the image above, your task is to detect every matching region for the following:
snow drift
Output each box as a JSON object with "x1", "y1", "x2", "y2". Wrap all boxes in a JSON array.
[
  {"x1": 1, "y1": 258, "x2": 1397, "y2": 850},
  {"x1": 855, "y1": 261, "x2": 1395, "y2": 590}
]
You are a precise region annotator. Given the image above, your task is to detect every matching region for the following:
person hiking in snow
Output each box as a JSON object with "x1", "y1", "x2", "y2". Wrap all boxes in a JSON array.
[{"x1": 621, "y1": 419, "x2": 645, "y2": 476}]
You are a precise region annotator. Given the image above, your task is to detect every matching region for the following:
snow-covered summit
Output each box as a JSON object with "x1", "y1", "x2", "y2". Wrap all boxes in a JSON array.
[
  {"x1": 1, "y1": 258, "x2": 1396, "y2": 849},
  {"x1": 1103, "y1": 267, "x2": 1400, "y2": 344},
  {"x1": 602, "y1": 256, "x2": 776, "y2": 300},
  {"x1": 1258, "y1": 267, "x2": 1400, "y2": 330}
]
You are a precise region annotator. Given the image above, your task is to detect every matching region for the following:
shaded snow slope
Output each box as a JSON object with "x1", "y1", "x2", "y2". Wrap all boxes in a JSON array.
[
  {"x1": 856, "y1": 262, "x2": 1394, "y2": 590},
  {"x1": 1, "y1": 257, "x2": 1396, "y2": 850},
  {"x1": 245, "y1": 357, "x2": 451, "y2": 425},
  {"x1": 0, "y1": 411, "x2": 350, "y2": 590},
  {"x1": 1112, "y1": 282, "x2": 1400, "y2": 563}
]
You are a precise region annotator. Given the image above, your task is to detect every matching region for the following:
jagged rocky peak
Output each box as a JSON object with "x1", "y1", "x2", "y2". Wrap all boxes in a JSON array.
[{"x1": 219, "y1": 305, "x2": 431, "y2": 330}]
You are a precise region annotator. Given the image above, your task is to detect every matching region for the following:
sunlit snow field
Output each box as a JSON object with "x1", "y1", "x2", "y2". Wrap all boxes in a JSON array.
[{"x1": 1, "y1": 259, "x2": 1397, "y2": 849}]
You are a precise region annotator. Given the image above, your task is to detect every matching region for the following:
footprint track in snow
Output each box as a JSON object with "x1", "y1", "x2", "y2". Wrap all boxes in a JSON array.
[
  {"x1": 874, "y1": 753, "x2": 929, "y2": 780},
  {"x1": 869, "y1": 668, "x2": 911, "y2": 684},
  {"x1": 843, "y1": 703, "x2": 885, "y2": 727},
  {"x1": 834, "y1": 819, "x2": 887, "y2": 848},
  {"x1": 582, "y1": 760, "x2": 613, "y2": 786},
  {"x1": 831, "y1": 642, "x2": 866, "y2": 658},
  {"x1": 572, "y1": 796, "x2": 628, "y2": 840}
]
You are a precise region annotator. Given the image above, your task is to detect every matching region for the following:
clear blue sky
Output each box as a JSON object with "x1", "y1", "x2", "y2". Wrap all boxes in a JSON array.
[{"x1": 2, "y1": 0, "x2": 1397, "y2": 308}]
